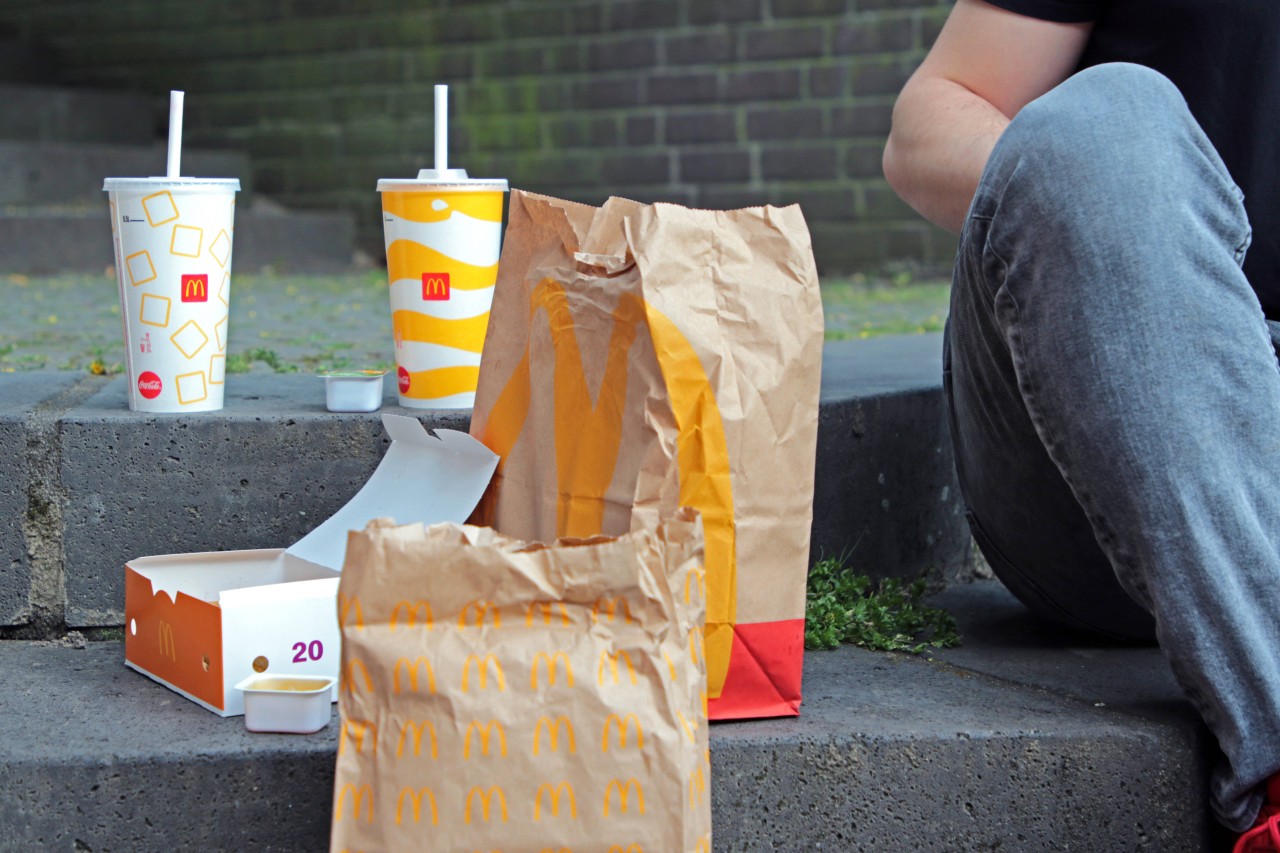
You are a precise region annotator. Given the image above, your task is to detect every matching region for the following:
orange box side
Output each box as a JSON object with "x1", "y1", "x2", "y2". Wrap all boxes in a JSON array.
[{"x1": 124, "y1": 566, "x2": 225, "y2": 711}]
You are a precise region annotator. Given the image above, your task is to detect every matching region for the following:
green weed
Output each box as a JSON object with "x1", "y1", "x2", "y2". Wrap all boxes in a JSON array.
[
  {"x1": 805, "y1": 557, "x2": 960, "y2": 653},
  {"x1": 225, "y1": 347, "x2": 301, "y2": 374}
]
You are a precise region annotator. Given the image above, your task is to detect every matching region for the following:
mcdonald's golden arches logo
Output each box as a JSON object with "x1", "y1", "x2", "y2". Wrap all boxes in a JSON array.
[
  {"x1": 689, "y1": 627, "x2": 704, "y2": 665},
  {"x1": 592, "y1": 597, "x2": 634, "y2": 624},
  {"x1": 464, "y1": 785, "x2": 508, "y2": 824},
  {"x1": 533, "y1": 716, "x2": 576, "y2": 756},
  {"x1": 677, "y1": 710, "x2": 699, "y2": 743},
  {"x1": 598, "y1": 650, "x2": 637, "y2": 685},
  {"x1": 526, "y1": 601, "x2": 570, "y2": 626},
  {"x1": 603, "y1": 779, "x2": 645, "y2": 817},
  {"x1": 458, "y1": 599, "x2": 501, "y2": 628},
  {"x1": 477, "y1": 277, "x2": 738, "y2": 699},
  {"x1": 421, "y1": 271, "x2": 450, "y2": 301},
  {"x1": 343, "y1": 659, "x2": 373, "y2": 694},
  {"x1": 390, "y1": 599, "x2": 433, "y2": 631},
  {"x1": 461, "y1": 654, "x2": 506, "y2": 693},
  {"x1": 534, "y1": 781, "x2": 577, "y2": 820},
  {"x1": 395, "y1": 786, "x2": 439, "y2": 826},
  {"x1": 602, "y1": 714, "x2": 644, "y2": 752},
  {"x1": 396, "y1": 720, "x2": 438, "y2": 759},
  {"x1": 338, "y1": 593, "x2": 364, "y2": 630},
  {"x1": 339, "y1": 719, "x2": 376, "y2": 756},
  {"x1": 684, "y1": 566, "x2": 706, "y2": 604},
  {"x1": 157, "y1": 621, "x2": 177, "y2": 661},
  {"x1": 695, "y1": 837, "x2": 711, "y2": 853},
  {"x1": 335, "y1": 783, "x2": 373, "y2": 823},
  {"x1": 531, "y1": 651, "x2": 574, "y2": 689},
  {"x1": 180, "y1": 273, "x2": 208, "y2": 303},
  {"x1": 393, "y1": 657, "x2": 436, "y2": 695},
  {"x1": 464, "y1": 719, "x2": 508, "y2": 759},
  {"x1": 689, "y1": 765, "x2": 706, "y2": 807}
]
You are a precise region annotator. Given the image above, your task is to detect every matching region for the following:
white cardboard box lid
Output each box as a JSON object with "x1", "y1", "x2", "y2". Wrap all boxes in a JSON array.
[
  {"x1": 130, "y1": 414, "x2": 498, "y2": 603},
  {"x1": 284, "y1": 414, "x2": 497, "y2": 570}
]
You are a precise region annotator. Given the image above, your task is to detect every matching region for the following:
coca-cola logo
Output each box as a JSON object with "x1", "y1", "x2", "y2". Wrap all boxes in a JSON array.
[
  {"x1": 138, "y1": 371, "x2": 162, "y2": 399},
  {"x1": 398, "y1": 366, "x2": 410, "y2": 394}
]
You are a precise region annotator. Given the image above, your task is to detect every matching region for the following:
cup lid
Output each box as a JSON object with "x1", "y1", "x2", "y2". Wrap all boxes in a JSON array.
[
  {"x1": 319, "y1": 369, "x2": 387, "y2": 379},
  {"x1": 103, "y1": 177, "x2": 241, "y2": 192},
  {"x1": 376, "y1": 168, "x2": 508, "y2": 193}
]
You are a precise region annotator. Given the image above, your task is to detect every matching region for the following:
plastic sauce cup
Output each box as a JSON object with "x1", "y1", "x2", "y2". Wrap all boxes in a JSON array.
[{"x1": 235, "y1": 674, "x2": 336, "y2": 734}]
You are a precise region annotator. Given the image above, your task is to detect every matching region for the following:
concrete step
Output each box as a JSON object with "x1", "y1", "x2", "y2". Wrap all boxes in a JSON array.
[
  {"x1": 0, "y1": 203, "x2": 358, "y2": 275},
  {"x1": 0, "y1": 82, "x2": 154, "y2": 145},
  {"x1": 0, "y1": 334, "x2": 967, "y2": 634},
  {"x1": 0, "y1": 139, "x2": 253, "y2": 206},
  {"x1": 0, "y1": 580, "x2": 1218, "y2": 851}
]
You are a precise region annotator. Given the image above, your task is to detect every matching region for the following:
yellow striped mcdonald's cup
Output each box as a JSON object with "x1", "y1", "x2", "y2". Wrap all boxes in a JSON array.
[{"x1": 376, "y1": 169, "x2": 508, "y2": 409}]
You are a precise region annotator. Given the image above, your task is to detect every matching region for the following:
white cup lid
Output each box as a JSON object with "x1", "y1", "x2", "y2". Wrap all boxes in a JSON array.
[
  {"x1": 103, "y1": 177, "x2": 241, "y2": 192},
  {"x1": 376, "y1": 168, "x2": 508, "y2": 193}
]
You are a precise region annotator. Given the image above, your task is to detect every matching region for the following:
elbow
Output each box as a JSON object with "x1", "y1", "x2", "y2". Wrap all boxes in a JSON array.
[{"x1": 882, "y1": 133, "x2": 906, "y2": 199}]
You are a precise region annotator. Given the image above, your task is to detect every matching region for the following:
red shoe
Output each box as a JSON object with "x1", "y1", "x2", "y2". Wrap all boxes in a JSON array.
[
  {"x1": 1236, "y1": 777, "x2": 1280, "y2": 853},
  {"x1": 1238, "y1": 816, "x2": 1280, "y2": 852}
]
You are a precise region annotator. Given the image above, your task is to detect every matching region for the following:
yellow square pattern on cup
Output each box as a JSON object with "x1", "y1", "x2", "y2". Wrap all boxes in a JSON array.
[
  {"x1": 218, "y1": 272, "x2": 230, "y2": 307},
  {"x1": 214, "y1": 316, "x2": 228, "y2": 352},
  {"x1": 210, "y1": 229, "x2": 232, "y2": 268},
  {"x1": 125, "y1": 251, "x2": 157, "y2": 287},
  {"x1": 141, "y1": 191, "x2": 179, "y2": 227},
  {"x1": 170, "y1": 319, "x2": 209, "y2": 360},
  {"x1": 170, "y1": 225, "x2": 203, "y2": 258},
  {"x1": 209, "y1": 353, "x2": 226, "y2": 385},
  {"x1": 139, "y1": 293, "x2": 171, "y2": 328},
  {"x1": 176, "y1": 371, "x2": 208, "y2": 405}
]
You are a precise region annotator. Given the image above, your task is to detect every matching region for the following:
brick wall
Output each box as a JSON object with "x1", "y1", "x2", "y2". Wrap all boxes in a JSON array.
[{"x1": 0, "y1": 0, "x2": 955, "y2": 273}]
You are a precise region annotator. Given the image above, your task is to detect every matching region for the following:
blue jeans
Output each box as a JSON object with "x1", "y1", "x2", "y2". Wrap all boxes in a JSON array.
[{"x1": 946, "y1": 62, "x2": 1280, "y2": 831}]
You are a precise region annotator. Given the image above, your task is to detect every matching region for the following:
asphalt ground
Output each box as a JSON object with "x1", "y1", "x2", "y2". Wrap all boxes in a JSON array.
[{"x1": 0, "y1": 269, "x2": 950, "y2": 374}]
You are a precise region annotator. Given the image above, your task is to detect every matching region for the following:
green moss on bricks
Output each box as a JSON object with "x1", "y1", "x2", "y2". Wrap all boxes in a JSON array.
[
  {"x1": 26, "y1": 491, "x2": 54, "y2": 527},
  {"x1": 459, "y1": 114, "x2": 541, "y2": 152},
  {"x1": 463, "y1": 81, "x2": 509, "y2": 115}
]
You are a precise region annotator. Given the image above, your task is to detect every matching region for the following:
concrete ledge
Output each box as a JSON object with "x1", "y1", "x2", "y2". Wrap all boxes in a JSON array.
[
  {"x1": 0, "y1": 206, "x2": 357, "y2": 276},
  {"x1": 0, "y1": 581, "x2": 1214, "y2": 850},
  {"x1": 0, "y1": 140, "x2": 252, "y2": 206},
  {"x1": 0, "y1": 334, "x2": 968, "y2": 632},
  {"x1": 0, "y1": 83, "x2": 154, "y2": 146}
]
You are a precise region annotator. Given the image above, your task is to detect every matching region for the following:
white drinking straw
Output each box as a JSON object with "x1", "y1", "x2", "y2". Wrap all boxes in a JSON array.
[
  {"x1": 166, "y1": 90, "x2": 184, "y2": 179},
  {"x1": 434, "y1": 84, "x2": 448, "y2": 173}
]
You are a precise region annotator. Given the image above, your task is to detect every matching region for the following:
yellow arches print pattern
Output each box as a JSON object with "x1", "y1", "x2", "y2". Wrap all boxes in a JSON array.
[
  {"x1": 481, "y1": 279, "x2": 738, "y2": 700},
  {"x1": 379, "y1": 187, "x2": 505, "y2": 408},
  {"x1": 331, "y1": 516, "x2": 710, "y2": 851}
]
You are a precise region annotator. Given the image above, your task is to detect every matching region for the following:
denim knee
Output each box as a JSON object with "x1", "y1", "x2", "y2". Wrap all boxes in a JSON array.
[
  {"x1": 979, "y1": 62, "x2": 1247, "y2": 262},
  {"x1": 1009, "y1": 63, "x2": 1186, "y2": 171},
  {"x1": 1001, "y1": 64, "x2": 1200, "y2": 206}
]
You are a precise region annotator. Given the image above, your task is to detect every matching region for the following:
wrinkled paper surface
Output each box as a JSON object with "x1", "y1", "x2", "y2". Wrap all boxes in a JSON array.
[
  {"x1": 331, "y1": 510, "x2": 710, "y2": 853},
  {"x1": 470, "y1": 191, "x2": 823, "y2": 719}
]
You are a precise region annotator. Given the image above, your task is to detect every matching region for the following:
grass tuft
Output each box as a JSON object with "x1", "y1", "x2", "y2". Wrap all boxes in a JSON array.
[{"x1": 805, "y1": 556, "x2": 960, "y2": 653}]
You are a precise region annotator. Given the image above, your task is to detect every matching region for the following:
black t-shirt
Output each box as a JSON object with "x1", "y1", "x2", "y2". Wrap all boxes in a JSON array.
[{"x1": 982, "y1": 0, "x2": 1280, "y2": 319}]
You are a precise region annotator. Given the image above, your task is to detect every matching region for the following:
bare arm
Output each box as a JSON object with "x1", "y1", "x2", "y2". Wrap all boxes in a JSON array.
[{"x1": 882, "y1": 0, "x2": 1094, "y2": 233}]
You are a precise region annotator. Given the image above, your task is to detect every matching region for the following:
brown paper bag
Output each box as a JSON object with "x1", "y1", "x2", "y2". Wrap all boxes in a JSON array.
[
  {"x1": 470, "y1": 191, "x2": 823, "y2": 719},
  {"x1": 330, "y1": 510, "x2": 710, "y2": 853}
]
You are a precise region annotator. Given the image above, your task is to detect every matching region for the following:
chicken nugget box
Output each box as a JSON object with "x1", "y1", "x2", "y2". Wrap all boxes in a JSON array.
[{"x1": 123, "y1": 414, "x2": 498, "y2": 716}]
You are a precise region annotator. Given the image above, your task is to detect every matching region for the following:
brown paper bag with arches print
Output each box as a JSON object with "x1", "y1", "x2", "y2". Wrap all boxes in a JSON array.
[
  {"x1": 330, "y1": 511, "x2": 710, "y2": 853},
  {"x1": 469, "y1": 190, "x2": 823, "y2": 720}
]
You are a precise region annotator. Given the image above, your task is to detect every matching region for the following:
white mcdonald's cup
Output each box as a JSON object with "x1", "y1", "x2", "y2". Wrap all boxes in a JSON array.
[
  {"x1": 377, "y1": 169, "x2": 508, "y2": 409},
  {"x1": 104, "y1": 177, "x2": 240, "y2": 412}
]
